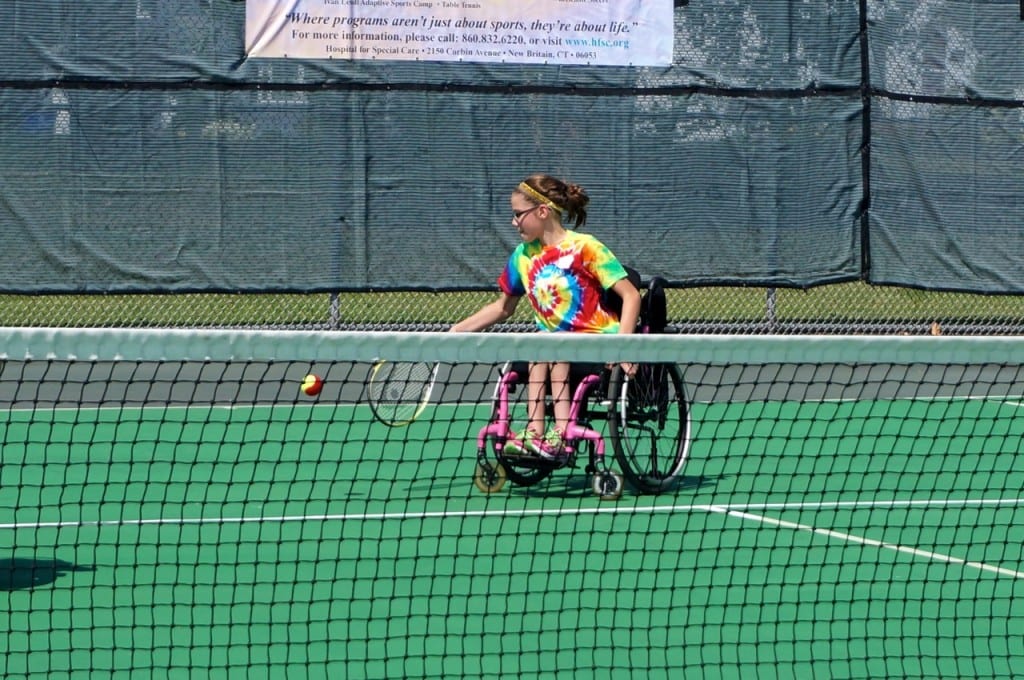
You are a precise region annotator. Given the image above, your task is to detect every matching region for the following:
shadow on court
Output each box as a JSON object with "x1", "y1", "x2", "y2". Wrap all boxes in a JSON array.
[
  {"x1": 401, "y1": 472, "x2": 722, "y2": 500},
  {"x1": 0, "y1": 557, "x2": 94, "y2": 591},
  {"x1": 509, "y1": 473, "x2": 723, "y2": 499}
]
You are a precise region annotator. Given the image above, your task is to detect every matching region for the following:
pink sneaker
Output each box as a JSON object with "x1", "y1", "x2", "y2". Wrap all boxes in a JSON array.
[
  {"x1": 503, "y1": 430, "x2": 539, "y2": 456},
  {"x1": 526, "y1": 428, "x2": 566, "y2": 461}
]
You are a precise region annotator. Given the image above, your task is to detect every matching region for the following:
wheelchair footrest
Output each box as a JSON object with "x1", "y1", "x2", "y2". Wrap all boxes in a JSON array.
[{"x1": 499, "y1": 451, "x2": 576, "y2": 469}]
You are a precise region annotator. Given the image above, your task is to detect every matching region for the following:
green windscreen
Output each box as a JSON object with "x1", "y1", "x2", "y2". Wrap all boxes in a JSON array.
[{"x1": 2, "y1": 2, "x2": 1024, "y2": 294}]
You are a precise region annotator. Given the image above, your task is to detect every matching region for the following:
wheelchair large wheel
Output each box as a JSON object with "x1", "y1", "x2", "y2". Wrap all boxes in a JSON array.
[
  {"x1": 492, "y1": 364, "x2": 553, "y2": 487},
  {"x1": 608, "y1": 363, "x2": 691, "y2": 494}
]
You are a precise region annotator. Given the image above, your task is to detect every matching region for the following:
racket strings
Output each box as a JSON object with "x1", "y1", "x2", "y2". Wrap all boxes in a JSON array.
[{"x1": 368, "y1": 361, "x2": 437, "y2": 425}]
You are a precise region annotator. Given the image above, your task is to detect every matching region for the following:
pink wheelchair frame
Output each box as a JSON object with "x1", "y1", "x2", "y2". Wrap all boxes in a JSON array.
[{"x1": 473, "y1": 363, "x2": 626, "y2": 500}]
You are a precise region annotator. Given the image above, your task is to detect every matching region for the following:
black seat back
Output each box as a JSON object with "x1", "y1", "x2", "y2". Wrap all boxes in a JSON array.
[
  {"x1": 602, "y1": 265, "x2": 643, "y2": 320},
  {"x1": 603, "y1": 267, "x2": 669, "y2": 335},
  {"x1": 641, "y1": 276, "x2": 668, "y2": 334}
]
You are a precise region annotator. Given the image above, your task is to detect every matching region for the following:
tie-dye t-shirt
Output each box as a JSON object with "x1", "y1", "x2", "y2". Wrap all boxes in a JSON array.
[{"x1": 498, "y1": 231, "x2": 628, "y2": 333}]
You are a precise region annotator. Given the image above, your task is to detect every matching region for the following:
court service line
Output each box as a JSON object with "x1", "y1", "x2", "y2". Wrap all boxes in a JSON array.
[
  {"x1": 3, "y1": 498, "x2": 1023, "y2": 579},
  {"x1": 708, "y1": 505, "x2": 1024, "y2": 580},
  {"x1": 2, "y1": 495, "x2": 1021, "y2": 528}
]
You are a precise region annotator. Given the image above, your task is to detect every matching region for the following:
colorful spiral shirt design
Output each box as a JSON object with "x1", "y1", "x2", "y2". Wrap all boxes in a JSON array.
[{"x1": 498, "y1": 231, "x2": 628, "y2": 333}]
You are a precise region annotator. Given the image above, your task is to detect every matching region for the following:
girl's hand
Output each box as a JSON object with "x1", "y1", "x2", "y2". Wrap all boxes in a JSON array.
[{"x1": 608, "y1": 361, "x2": 636, "y2": 376}]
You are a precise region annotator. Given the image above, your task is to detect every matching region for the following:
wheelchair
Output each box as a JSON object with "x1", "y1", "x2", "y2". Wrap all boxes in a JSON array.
[{"x1": 472, "y1": 273, "x2": 692, "y2": 500}]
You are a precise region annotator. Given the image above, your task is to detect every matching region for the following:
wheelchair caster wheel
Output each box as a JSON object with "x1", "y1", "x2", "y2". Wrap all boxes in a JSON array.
[
  {"x1": 474, "y1": 462, "x2": 507, "y2": 493},
  {"x1": 592, "y1": 471, "x2": 624, "y2": 501}
]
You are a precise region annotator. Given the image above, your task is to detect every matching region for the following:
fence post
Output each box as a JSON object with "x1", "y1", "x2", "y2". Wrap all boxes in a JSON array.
[{"x1": 329, "y1": 293, "x2": 341, "y2": 330}]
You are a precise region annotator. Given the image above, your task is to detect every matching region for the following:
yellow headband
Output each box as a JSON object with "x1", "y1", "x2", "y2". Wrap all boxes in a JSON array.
[{"x1": 517, "y1": 182, "x2": 564, "y2": 214}]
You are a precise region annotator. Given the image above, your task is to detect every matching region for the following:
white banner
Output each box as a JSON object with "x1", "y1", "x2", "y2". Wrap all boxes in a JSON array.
[{"x1": 246, "y1": 0, "x2": 673, "y2": 66}]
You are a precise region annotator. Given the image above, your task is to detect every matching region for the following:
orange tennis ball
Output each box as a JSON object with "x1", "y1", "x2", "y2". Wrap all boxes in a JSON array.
[{"x1": 301, "y1": 374, "x2": 323, "y2": 397}]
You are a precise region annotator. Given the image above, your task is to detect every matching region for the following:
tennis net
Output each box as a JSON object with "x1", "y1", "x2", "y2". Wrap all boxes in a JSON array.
[{"x1": 2, "y1": 327, "x2": 1023, "y2": 678}]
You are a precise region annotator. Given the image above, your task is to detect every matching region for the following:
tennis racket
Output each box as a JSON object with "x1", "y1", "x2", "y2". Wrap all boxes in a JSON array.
[{"x1": 367, "y1": 360, "x2": 438, "y2": 427}]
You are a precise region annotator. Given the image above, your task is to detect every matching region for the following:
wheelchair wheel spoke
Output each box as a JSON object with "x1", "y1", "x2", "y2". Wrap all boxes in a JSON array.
[{"x1": 609, "y1": 363, "x2": 691, "y2": 494}]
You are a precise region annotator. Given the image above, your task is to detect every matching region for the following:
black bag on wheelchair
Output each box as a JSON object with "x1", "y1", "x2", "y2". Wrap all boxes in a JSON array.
[
  {"x1": 641, "y1": 275, "x2": 668, "y2": 334},
  {"x1": 601, "y1": 266, "x2": 668, "y2": 335},
  {"x1": 601, "y1": 266, "x2": 643, "y2": 322},
  {"x1": 629, "y1": 274, "x2": 671, "y2": 411}
]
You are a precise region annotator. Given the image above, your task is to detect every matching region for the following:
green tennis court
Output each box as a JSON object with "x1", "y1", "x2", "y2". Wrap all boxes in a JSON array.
[{"x1": 3, "y1": 380, "x2": 1022, "y2": 678}]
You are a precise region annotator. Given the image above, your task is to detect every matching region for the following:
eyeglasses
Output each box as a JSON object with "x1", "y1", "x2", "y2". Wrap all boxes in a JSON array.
[{"x1": 512, "y1": 205, "x2": 542, "y2": 223}]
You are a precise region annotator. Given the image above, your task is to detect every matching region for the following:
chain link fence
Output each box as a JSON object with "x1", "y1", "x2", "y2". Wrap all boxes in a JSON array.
[{"x1": 3, "y1": 283, "x2": 1023, "y2": 334}]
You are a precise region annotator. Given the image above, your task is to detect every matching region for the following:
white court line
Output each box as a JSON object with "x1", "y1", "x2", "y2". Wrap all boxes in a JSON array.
[
  {"x1": 5, "y1": 391, "x2": 1024, "y2": 413},
  {"x1": 0, "y1": 402, "x2": 363, "y2": 414},
  {"x1": 708, "y1": 505, "x2": 1024, "y2": 580},
  {"x1": 0, "y1": 401, "x2": 472, "y2": 415},
  {"x1": 5, "y1": 496, "x2": 1021, "y2": 578},
  {"x1": 1, "y1": 495, "x2": 1020, "y2": 531},
  {"x1": 2, "y1": 494, "x2": 1021, "y2": 533}
]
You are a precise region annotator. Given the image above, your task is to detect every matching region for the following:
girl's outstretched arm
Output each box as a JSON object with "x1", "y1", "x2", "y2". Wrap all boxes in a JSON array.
[{"x1": 450, "y1": 293, "x2": 521, "y2": 332}]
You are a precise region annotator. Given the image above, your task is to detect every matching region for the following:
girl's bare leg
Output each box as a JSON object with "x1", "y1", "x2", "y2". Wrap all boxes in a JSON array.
[
  {"x1": 526, "y1": 361, "x2": 549, "y2": 436},
  {"x1": 549, "y1": 361, "x2": 571, "y2": 436}
]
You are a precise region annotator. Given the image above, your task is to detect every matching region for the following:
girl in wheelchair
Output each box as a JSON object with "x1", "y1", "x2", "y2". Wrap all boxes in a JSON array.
[{"x1": 449, "y1": 173, "x2": 640, "y2": 461}]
